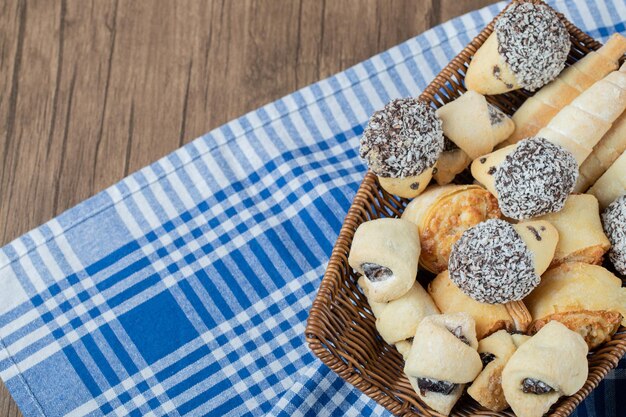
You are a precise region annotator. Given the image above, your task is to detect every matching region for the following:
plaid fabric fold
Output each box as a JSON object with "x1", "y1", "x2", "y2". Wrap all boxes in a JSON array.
[{"x1": 0, "y1": 1, "x2": 624, "y2": 416}]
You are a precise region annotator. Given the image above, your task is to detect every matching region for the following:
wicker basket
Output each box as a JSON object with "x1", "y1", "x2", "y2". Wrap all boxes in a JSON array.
[{"x1": 305, "y1": 1, "x2": 626, "y2": 416}]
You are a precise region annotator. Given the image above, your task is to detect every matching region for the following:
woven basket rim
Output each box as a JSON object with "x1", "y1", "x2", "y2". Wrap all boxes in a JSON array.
[{"x1": 306, "y1": 1, "x2": 626, "y2": 416}]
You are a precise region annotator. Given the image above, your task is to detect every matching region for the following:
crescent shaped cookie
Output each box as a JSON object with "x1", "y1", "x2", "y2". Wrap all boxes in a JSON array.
[
  {"x1": 348, "y1": 218, "x2": 420, "y2": 302},
  {"x1": 404, "y1": 313, "x2": 482, "y2": 415},
  {"x1": 502, "y1": 321, "x2": 588, "y2": 417}
]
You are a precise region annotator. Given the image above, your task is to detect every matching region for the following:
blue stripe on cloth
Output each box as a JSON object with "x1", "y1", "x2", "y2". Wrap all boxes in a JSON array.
[{"x1": 0, "y1": 0, "x2": 624, "y2": 416}]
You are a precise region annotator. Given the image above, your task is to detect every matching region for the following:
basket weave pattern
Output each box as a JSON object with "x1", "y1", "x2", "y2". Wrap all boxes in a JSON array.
[{"x1": 305, "y1": 1, "x2": 626, "y2": 416}]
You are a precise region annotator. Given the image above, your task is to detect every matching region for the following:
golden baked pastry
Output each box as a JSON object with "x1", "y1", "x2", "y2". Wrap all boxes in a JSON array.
[
  {"x1": 511, "y1": 220, "x2": 559, "y2": 276},
  {"x1": 534, "y1": 65, "x2": 626, "y2": 166},
  {"x1": 576, "y1": 111, "x2": 626, "y2": 192},
  {"x1": 433, "y1": 100, "x2": 513, "y2": 186},
  {"x1": 377, "y1": 167, "x2": 435, "y2": 199},
  {"x1": 502, "y1": 34, "x2": 626, "y2": 148},
  {"x1": 524, "y1": 262, "x2": 626, "y2": 348},
  {"x1": 488, "y1": 104, "x2": 515, "y2": 145},
  {"x1": 402, "y1": 185, "x2": 500, "y2": 273},
  {"x1": 529, "y1": 310, "x2": 622, "y2": 350},
  {"x1": 535, "y1": 194, "x2": 610, "y2": 266},
  {"x1": 428, "y1": 271, "x2": 513, "y2": 339}
]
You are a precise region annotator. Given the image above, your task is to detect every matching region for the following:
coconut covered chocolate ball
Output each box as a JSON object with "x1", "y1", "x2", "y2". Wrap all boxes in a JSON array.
[
  {"x1": 495, "y1": 2, "x2": 570, "y2": 91},
  {"x1": 448, "y1": 219, "x2": 540, "y2": 304},
  {"x1": 602, "y1": 194, "x2": 626, "y2": 275},
  {"x1": 360, "y1": 98, "x2": 444, "y2": 179},
  {"x1": 494, "y1": 137, "x2": 578, "y2": 220}
]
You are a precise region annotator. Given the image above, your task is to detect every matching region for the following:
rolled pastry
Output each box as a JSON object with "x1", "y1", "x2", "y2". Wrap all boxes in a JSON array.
[
  {"x1": 358, "y1": 276, "x2": 439, "y2": 345},
  {"x1": 525, "y1": 262, "x2": 626, "y2": 349},
  {"x1": 471, "y1": 137, "x2": 578, "y2": 219},
  {"x1": 602, "y1": 194, "x2": 626, "y2": 275},
  {"x1": 360, "y1": 98, "x2": 443, "y2": 198},
  {"x1": 506, "y1": 98, "x2": 561, "y2": 148},
  {"x1": 535, "y1": 63, "x2": 626, "y2": 165},
  {"x1": 501, "y1": 33, "x2": 626, "y2": 147},
  {"x1": 606, "y1": 68, "x2": 626, "y2": 89},
  {"x1": 468, "y1": 330, "x2": 518, "y2": 411},
  {"x1": 348, "y1": 218, "x2": 420, "y2": 302},
  {"x1": 575, "y1": 112, "x2": 626, "y2": 192},
  {"x1": 433, "y1": 103, "x2": 514, "y2": 186},
  {"x1": 436, "y1": 91, "x2": 493, "y2": 159},
  {"x1": 401, "y1": 185, "x2": 500, "y2": 273},
  {"x1": 448, "y1": 218, "x2": 558, "y2": 304},
  {"x1": 404, "y1": 313, "x2": 482, "y2": 415},
  {"x1": 436, "y1": 91, "x2": 515, "y2": 160},
  {"x1": 505, "y1": 300, "x2": 533, "y2": 334},
  {"x1": 465, "y1": 2, "x2": 569, "y2": 95},
  {"x1": 502, "y1": 321, "x2": 588, "y2": 417},
  {"x1": 588, "y1": 150, "x2": 626, "y2": 209},
  {"x1": 428, "y1": 271, "x2": 513, "y2": 339},
  {"x1": 535, "y1": 194, "x2": 610, "y2": 266}
]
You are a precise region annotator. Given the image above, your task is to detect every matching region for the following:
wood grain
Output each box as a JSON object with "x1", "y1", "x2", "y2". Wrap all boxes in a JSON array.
[{"x1": 0, "y1": 0, "x2": 495, "y2": 415}]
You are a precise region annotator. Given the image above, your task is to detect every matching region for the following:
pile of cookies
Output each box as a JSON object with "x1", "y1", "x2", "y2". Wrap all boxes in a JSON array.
[{"x1": 349, "y1": 2, "x2": 626, "y2": 417}]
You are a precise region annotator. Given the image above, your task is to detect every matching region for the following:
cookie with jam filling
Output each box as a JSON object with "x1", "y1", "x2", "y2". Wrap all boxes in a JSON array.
[
  {"x1": 348, "y1": 218, "x2": 420, "y2": 303},
  {"x1": 404, "y1": 313, "x2": 482, "y2": 415},
  {"x1": 502, "y1": 321, "x2": 588, "y2": 417}
]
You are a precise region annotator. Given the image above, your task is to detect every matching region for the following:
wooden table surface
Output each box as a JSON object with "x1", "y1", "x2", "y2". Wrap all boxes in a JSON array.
[{"x1": 0, "y1": 0, "x2": 495, "y2": 415}]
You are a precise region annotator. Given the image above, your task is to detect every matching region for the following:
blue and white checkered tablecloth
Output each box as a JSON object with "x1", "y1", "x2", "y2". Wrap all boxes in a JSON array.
[{"x1": 0, "y1": 1, "x2": 625, "y2": 416}]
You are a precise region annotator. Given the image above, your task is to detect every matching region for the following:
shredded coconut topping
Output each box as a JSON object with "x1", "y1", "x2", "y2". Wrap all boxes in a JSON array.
[
  {"x1": 448, "y1": 219, "x2": 539, "y2": 304},
  {"x1": 360, "y1": 98, "x2": 444, "y2": 178},
  {"x1": 495, "y1": 2, "x2": 570, "y2": 91},
  {"x1": 602, "y1": 194, "x2": 626, "y2": 275},
  {"x1": 494, "y1": 137, "x2": 578, "y2": 220}
]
